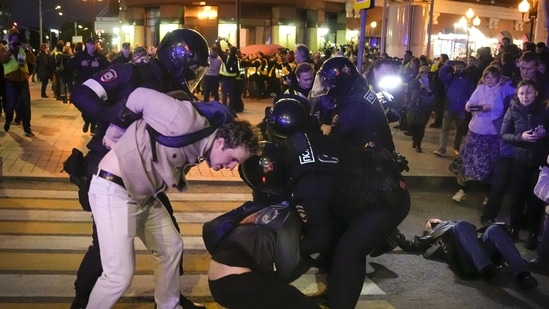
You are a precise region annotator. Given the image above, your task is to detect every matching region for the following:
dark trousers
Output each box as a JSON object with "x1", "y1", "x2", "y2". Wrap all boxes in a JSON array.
[
  {"x1": 202, "y1": 75, "x2": 220, "y2": 101},
  {"x1": 40, "y1": 78, "x2": 49, "y2": 97},
  {"x1": 408, "y1": 111, "x2": 431, "y2": 147},
  {"x1": 209, "y1": 272, "x2": 320, "y2": 309},
  {"x1": 509, "y1": 161, "x2": 544, "y2": 234},
  {"x1": 221, "y1": 78, "x2": 237, "y2": 112},
  {"x1": 234, "y1": 78, "x2": 245, "y2": 112},
  {"x1": 327, "y1": 188, "x2": 410, "y2": 309},
  {"x1": 4, "y1": 79, "x2": 31, "y2": 132},
  {"x1": 431, "y1": 97, "x2": 444, "y2": 125},
  {"x1": 537, "y1": 213, "x2": 549, "y2": 267},
  {"x1": 54, "y1": 72, "x2": 67, "y2": 100},
  {"x1": 452, "y1": 221, "x2": 528, "y2": 278},
  {"x1": 482, "y1": 157, "x2": 514, "y2": 221}
]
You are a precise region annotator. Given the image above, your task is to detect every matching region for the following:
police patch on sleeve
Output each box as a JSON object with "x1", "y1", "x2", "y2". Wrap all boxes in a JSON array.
[
  {"x1": 100, "y1": 69, "x2": 118, "y2": 83},
  {"x1": 298, "y1": 146, "x2": 315, "y2": 165},
  {"x1": 364, "y1": 90, "x2": 377, "y2": 104}
]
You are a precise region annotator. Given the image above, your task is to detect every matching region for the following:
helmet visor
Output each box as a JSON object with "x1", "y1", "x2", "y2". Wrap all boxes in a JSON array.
[
  {"x1": 186, "y1": 64, "x2": 207, "y2": 93},
  {"x1": 309, "y1": 71, "x2": 330, "y2": 97}
]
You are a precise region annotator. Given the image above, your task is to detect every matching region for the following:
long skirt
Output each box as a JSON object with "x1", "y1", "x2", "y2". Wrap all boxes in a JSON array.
[{"x1": 458, "y1": 131, "x2": 500, "y2": 185}]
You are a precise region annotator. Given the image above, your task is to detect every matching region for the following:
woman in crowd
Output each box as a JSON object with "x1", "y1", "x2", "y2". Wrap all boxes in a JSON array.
[
  {"x1": 501, "y1": 79, "x2": 549, "y2": 250},
  {"x1": 406, "y1": 65, "x2": 435, "y2": 153},
  {"x1": 452, "y1": 66, "x2": 506, "y2": 204},
  {"x1": 35, "y1": 43, "x2": 52, "y2": 98}
]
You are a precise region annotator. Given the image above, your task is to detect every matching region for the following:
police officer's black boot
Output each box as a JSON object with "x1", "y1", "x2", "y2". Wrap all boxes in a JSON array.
[
  {"x1": 180, "y1": 294, "x2": 206, "y2": 309},
  {"x1": 69, "y1": 291, "x2": 89, "y2": 309},
  {"x1": 154, "y1": 294, "x2": 205, "y2": 309}
]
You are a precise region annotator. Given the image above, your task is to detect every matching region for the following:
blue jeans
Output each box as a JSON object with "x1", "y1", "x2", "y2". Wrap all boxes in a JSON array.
[
  {"x1": 4, "y1": 79, "x2": 31, "y2": 132},
  {"x1": 453, "y1": 221, "x2": 528, "y2": 277}
]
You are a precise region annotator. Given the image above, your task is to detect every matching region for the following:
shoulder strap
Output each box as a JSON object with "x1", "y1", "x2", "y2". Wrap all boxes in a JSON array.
[{"x1": 146, "y1": 101, "x2": 235, "y2": 161}]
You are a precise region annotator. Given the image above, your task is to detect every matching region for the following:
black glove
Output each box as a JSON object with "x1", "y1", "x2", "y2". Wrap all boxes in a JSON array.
[{"x1": 117, "y1": 105, "x2": 142, "y2": 128}]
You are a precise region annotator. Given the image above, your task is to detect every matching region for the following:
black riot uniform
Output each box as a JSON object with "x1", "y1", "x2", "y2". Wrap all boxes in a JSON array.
[
  {"x1": 310, "y1": 57, "x2": 395, "y2": 152},
  {"x1": 68, "y1": 29, "x2": 208, "y2": 309},
  {"x1": 241, "y1": 132, "x2": 411, "y2": 309}
]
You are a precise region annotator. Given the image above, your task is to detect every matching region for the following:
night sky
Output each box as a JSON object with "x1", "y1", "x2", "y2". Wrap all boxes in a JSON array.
[{"x1": 11, "y1": 0, "x2": 109, "y2": 29}]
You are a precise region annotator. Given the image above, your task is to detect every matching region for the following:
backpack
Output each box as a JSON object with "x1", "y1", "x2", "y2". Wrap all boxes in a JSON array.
[
  {"x1": 203, "y1": 201, "x2": 307, "y2": 282},
  {"x1": 146, "y1": 101, "x2": 236, "y2": 161}
]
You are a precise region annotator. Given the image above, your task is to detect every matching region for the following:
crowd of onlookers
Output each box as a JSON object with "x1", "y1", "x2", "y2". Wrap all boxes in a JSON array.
[{"x1": 0, "y1": 32, "x2": 156, "y2": 136}]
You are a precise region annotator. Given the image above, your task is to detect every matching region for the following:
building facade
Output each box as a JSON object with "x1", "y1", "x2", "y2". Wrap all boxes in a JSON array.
[{"x1": 94, "y1": 0, "x2": 546, "y2": 59}]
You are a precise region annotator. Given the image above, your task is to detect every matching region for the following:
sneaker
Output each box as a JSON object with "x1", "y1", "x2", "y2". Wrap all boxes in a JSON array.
[
  {"x1": 452, "y1": 147, "x2": 460, "y2": 155},
  {"x1": 24, "y1": 131, "x2": 35, "y2": 137},
  {"x1": 452, "y1": 189, "x2": 467, "y2": 202},
  {"x1": 515, "y1": 272, "x2": 538, "y2": 290},
  {"x1": 433, "y1": 150, "x2": 446, "y2": 157}
]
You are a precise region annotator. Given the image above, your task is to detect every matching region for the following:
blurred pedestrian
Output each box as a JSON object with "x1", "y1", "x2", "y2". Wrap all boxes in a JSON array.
[
  {"x1": 0, "y1": 28, "x2": 36, "y2": 137},
  {"x1": 203, "y1": 45, "x2": 221, "y2": 102},
  {"x1": 65, "y1": 37, "x2": 110, "y2": 134},
  {"x1": 35, "y1": 43, "x2": 52, "y2": 98}
]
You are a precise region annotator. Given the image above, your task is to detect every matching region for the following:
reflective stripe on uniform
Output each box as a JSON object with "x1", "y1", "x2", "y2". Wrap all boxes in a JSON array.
[{"x1": 82, "y1": 79, "x2": 108, "y2": 101}]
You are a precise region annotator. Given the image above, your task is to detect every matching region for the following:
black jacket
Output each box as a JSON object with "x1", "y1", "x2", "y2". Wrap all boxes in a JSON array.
[{"x1": 501, "y1": 98, "x2": 549, "y2": 167}]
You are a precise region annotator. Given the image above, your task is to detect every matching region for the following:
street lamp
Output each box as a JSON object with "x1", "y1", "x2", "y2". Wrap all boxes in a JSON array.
[
  {"x1": 38, "y1": 0, "x2": 61, "y2": 46},
  {"x1": 518, "y1": 0, "x2": 538, "y2": 42},
  {"x1": 461, "y1": 8, "x2": 481, "y2": 57},
  {"x1": 369, "y1": 21, "x2": 377, "y2": 46},
  {"x1": 82, "y1": 0, "x2": 104, "y2": 38}
]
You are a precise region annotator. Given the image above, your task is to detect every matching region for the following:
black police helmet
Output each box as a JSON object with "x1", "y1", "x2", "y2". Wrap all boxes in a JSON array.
[
  {"x1": 266, "y1": 94, "x2": 310, "y2": 141},
  {"x1": 156, "y1": 28, "x2": 209, "y2": 92},
  {"x1": 239, "y1": 141, "x2": 288, "y2": 196},
  {"x1": 310, "y1": 57, "x2": 360, "y2": 98}
]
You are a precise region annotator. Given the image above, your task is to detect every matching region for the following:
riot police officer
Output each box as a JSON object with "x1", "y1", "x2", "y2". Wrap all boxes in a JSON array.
[
  {"x1": 68, "y1": 28, "x2": 209, "y2": 309},
  {"x1": 310, "y1": 57, "x2": 396, "y2": 152},
  {"x1": 240, "y1": 133, "x2": 411, "y2": 309}
]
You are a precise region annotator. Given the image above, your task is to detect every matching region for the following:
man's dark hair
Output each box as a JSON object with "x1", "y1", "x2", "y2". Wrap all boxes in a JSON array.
[
  {"x1": 440, "y1": 54, "x2": 449, "y2": 62},
  {"x1": 216, "y1": 120, "x2": 262, "y2": 154},
  {"x1": 520, "y1": 51, "x2": 539, "y2": 64}
]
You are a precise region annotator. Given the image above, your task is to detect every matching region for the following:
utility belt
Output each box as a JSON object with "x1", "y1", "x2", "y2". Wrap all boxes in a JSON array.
[{"x1": 95, "y1": 169, "x2": 125, "y2": 189}]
